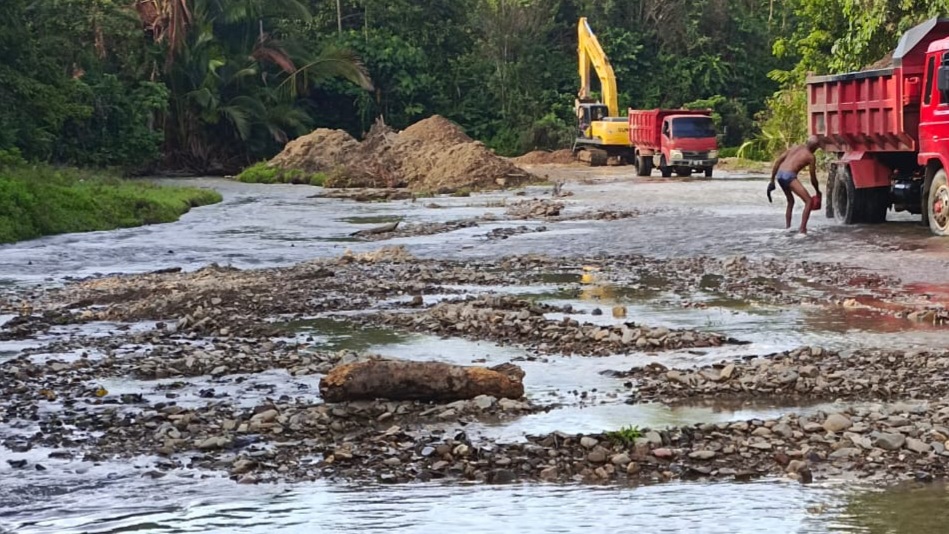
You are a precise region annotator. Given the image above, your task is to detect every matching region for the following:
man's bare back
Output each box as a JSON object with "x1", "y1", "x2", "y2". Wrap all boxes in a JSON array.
[{"x1": 768, "y1": 136, "x2": 822, "y2": 234}]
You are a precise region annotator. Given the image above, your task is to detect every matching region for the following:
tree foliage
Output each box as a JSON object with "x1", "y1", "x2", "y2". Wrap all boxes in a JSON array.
[{"x1": 6, "y1": 0, "x2": 945, "y2": 167}]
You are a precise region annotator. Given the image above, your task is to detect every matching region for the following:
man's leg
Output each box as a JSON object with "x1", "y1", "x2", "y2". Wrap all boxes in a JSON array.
[
  {"x1": 782, "y1": 183, "x2": 794, "y2": 229},
  {"x1": 788, "y1": 179, "x2": 813, "y2": 233}
]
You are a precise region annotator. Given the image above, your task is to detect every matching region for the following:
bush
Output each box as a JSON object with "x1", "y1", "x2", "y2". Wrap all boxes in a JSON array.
[
  {"x1": 0, "y1": 165, "x2": 221, "y2": 244},
  {"x1": 236, "y1": 162, "x2": 327, "y2": 186}
]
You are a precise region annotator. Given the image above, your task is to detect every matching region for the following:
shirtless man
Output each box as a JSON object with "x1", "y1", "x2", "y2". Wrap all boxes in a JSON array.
[{"x1": 767, "y1": 135, "x2": 822, "y2": 234}]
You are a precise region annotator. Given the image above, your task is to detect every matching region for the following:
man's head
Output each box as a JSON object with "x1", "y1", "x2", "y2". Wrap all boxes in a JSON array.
[{"x1": 805, "y1": 135, "x2": 821, "y2": 152}]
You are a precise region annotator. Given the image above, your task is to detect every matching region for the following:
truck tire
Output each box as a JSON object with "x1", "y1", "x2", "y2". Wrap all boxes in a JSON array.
[
  {"x1": 825, "y1": 165, "x2": 837, "y2": 219},
  {"x1": 863, "y1": 187, "x2": 889, "y2": 224},
  {"x1": 928, "y1": 168, "x2": 949, "y2": 236},
  {"x1": 704, "y1": 167, "x2": 713, "y2": 178},
  {"x1": 675, "y1": 167, "x2": 692, "y2": 178},
  {"x1": 832, "y1": 164, "x2": 860, "y2": 224},
  {"x1": 636, "y1": 155, "x2": 652, "y2": 176},
  {"x1": 659, "y1": 157, "x2": 672, "y2": 178}
]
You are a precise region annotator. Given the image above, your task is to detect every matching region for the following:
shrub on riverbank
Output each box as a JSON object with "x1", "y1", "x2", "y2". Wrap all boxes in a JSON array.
[
  {"x1": 0, "y1": 166, "x2": 222, "y2": 244},
  {"x1": 237, "y1": 162, "x2": 327, "y2": 186}
]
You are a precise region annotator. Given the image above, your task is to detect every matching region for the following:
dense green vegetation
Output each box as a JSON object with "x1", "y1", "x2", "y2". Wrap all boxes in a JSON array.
[
  {"x1": 0, "y1": 164, "x2": 222, "y2": 244},
  {"x1": 237, "y1": 162, "x2": 327, "y2": 186},
  {"x1": 2, "y1": 0, "x2": 946, "y2": 170}
]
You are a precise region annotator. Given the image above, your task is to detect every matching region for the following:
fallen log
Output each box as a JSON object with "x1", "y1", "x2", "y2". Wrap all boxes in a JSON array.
[
  {"x1": 319, "y1": 359, "x2": 525, "y2": 402},
  {"x1": 350, "y1": 221, "x2": 400, "y2": 236}
]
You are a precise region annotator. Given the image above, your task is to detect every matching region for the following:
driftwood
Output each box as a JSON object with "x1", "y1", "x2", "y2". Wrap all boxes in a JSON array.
[
  {"x1": 319, "y1": 359, "x2": 525, "y2": 402},
  {"x1": 350, "y1": 221, "x2": 400, "y2": 237}
]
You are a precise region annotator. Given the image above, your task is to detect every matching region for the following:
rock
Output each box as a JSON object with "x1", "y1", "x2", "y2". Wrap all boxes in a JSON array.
[
  {"x1": 539, "y1": 466, "x2": 558, "y2": 481},
  {"x1": 720, "y1": 364, "x2": 736, "y2": 380},
  {"x1": 232, "y1": 459, "x2": 256, "y2": 474},
  {"x1": 823, "y1": 413, "x2": 852, "y2": 433},
  {"x1": 473, "y1": 395, "x2": 497, "y2": 410},
  {"x1": 626, "y1": 462, "x2": 641, "y2": 475},
  {"x1": 251, "y1": 409, "x2": 279, "y2": 423},
  {"x1": 653, "y1": 448, "x2": 674, "y2": 459},
  {"x1": 689, "y1": 450, "x2": 716, "y2": 460},
  {"x1": 829, "y1": 448, "x2": 860, "y2": 459},
  {"x1": 580, "y1": 437, "x2": 599, "y2": 449},
  {"x1": 588, "y1": 449, "x2": 608, "y2": 463},
  {"x1": 873, "y1": 433, "x2": 906, "y2": 451},
  {"x1": 906, "y1": 438, "x2": 932, "y2": 454},
  {"x1": 786, "y1": 460, "x2": 808, "y2": 474},
  {"x1": 611, "y1": 453, "x2": 631, "y2": 466},
  {"x1": 644, "y1": 431, "x2": 663, "y2": 446},
  {"x1": 772, "y1": 423, "x2": 793, "y2": 438},
  {"x1": 383, "y1": 457, "x2": 402, "y2": 466},
  {"x1": 197, "y1": 436, "x2": 229, "y2": 450},
  {"x1": 421, "y1": 446, "x2": 435, "y2": 457},
  {"x1": 803, "y1": 422, "x2": 824, "y2": 433},
  {"x1": 749, "y1": 442, "x2": 773, "y2": 450}
]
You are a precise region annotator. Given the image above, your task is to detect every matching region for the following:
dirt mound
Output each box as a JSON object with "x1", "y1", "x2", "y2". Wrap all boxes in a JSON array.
[
  {"x1": 268, "y1": 129, "x2": 360, "y2": 173},
  {"x1": 268, "y1": 115, "x2": 536, "y2": 193},
  {"x1": 400, "y1": 115, "x2": 472, "y2": 145},
  {"x1": 864, "y1": 51, "x2": 894, "y2": 70},
  {"x1": 512, "y1": 149, "x2": 577, "y2": 165}
]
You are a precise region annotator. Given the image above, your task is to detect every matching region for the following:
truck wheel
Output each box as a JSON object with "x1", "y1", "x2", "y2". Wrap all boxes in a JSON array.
[
  {"x1": 825, "y1": 165, "x2": 837, "y2": 219},
  {"x1": 832, "y1": 164, "x2": 860, "y2": 224},
  {"x1": 928, "y1": 168, "x2": 949, "y2": 236},
  {"x1": 659, "y1": 157, "x2": 672, "y2": 178},
  {"x1": 704, "y1": 167, "x2": 713, "y2": 178},
  {"x1": 675, "y1": 167, "x2": 692, "y2": 178},
  {"x1": 864, "y1": 187, "x2": 889, "y2": 224},
  {"x1": 636, "y1": 155, "x2": 652, "y2": 176}
]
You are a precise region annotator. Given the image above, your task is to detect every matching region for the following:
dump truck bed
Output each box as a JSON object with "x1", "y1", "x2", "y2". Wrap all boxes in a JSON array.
[
  {"x1": 627, "y1": 109, "x2": 711, "y2": 149},
  {"x1": 807, "y1": 67, "x2": 920, "y2": 153}
]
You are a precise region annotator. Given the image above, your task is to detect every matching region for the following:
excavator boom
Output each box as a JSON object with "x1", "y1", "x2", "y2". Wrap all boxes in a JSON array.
[{"x1": 577, "y1": 17, "x2": 618, "y2": 117}]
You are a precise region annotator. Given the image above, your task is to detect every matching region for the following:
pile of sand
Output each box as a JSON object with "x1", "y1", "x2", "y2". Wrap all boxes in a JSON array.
[
  {"x1": 511, "y1": 149, "x2": 577, "y2": 165},
  {"x1": 267, "y1": 116, "x2": 537, "y2": 193},
  {"x1": 864, "y1": 51, "x2": 895, "y2": 70}
]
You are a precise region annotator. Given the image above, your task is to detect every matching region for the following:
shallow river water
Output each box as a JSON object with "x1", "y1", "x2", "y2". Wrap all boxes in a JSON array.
[{"x1": 3, "y1": 172, "x2": 949, "y2": 533}]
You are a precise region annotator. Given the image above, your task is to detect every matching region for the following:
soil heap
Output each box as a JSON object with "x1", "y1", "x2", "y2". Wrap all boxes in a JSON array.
[
  {"x1": 511, "y1": 149, "x2": 577, "y2": 165},
  {"x1": 267, "y1": 116, "x2": 538, "y2": 193}
]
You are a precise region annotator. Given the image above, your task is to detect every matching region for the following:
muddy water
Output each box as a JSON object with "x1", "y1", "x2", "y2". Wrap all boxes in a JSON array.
[{"x1": 4, "y1": 175, "x2": 949, "y2": 532}]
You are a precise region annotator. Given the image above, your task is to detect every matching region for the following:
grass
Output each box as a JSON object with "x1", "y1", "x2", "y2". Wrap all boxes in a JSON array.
[
  {"x1": 237, "y1": 161, "x2": 327, "y2": 186},
  {"x1": 0, "y1": 164, "x2": 222, "y2": 244},
  {"x1": 605, "y1": 425, "x2": 643, "y2": 446}
]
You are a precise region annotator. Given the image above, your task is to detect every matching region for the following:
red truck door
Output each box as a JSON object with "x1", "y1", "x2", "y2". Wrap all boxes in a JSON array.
[{"x1": 919, "y1": 52, "x2": 949, "y2": 164}]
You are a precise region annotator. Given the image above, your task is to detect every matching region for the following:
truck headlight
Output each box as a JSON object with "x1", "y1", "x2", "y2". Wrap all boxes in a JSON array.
[
  {"x1": 670, "y1": 150, "x2": 683, "y2": 161},
  {"x1": 709, "y1": 150, "x2": 718, "y2": 159}
]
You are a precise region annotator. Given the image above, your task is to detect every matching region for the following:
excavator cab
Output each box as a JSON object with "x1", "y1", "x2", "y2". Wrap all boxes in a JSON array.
[{"x1": 576, "y1": 103, "x2": 610, "y2": 138}]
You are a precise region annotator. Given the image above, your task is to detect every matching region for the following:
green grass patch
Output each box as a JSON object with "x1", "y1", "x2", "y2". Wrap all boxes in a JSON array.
[
  {"x1": 0, "y1": 165, "x2": 222, "y2": 244},
  {"x1": 605, "y1": 425, "x2": 643, "y2": 446},
  {"x1": 237, "y1": 162, "x2": 327, "y2": 186}
]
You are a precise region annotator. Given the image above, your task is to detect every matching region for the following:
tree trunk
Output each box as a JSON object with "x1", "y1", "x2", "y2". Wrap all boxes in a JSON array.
[{"x1": 319, "y1": 359, "x2": 525, "y2": 402}]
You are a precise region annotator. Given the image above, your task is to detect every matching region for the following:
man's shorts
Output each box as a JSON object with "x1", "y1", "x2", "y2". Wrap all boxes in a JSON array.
[{"x1": 776, "y1": 170, "x2": 797, "y2": 190}]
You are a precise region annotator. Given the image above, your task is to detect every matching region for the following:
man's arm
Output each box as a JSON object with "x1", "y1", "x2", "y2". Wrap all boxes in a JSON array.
[
  {"x1": 771, "y1": 151, "x2": 788, "y2": 183},
  {"x1": 809, "y1": 158, "x2": 819, "y2": 194}
]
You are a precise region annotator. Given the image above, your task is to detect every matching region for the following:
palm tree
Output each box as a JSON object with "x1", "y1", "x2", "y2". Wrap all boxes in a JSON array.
[{"x1": 136, "y1": 0, "x2": 372, "y2": 171}]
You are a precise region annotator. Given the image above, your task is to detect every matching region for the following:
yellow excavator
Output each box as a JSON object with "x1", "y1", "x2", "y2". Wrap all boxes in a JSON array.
[{"x1": 573, "y1": 17, "x2": 632, "y2": 166}]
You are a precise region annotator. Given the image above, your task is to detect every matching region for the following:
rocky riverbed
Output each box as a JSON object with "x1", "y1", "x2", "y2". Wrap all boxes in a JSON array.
[{"x1": 2, "y1": 245, "x2": 949, "y2": 490}]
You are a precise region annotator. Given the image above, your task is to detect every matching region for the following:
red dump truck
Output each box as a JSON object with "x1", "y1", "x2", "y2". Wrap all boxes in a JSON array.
[
  {"x1": 807, "y1": 17, "x2": 949, "y2": 235},
  {"x1": 627, "y1": 109, "x2": 719, "y2": 178}
]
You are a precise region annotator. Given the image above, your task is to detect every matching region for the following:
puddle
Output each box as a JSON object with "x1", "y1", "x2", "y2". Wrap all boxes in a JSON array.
[{"x1": 282, "y1": 317, "x2": 413, "y2": 352}]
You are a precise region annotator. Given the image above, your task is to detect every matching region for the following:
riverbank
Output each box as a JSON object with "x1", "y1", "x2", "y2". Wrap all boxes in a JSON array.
[{"x1": 0, "y1": 166, "x2": 222, "y2": 244}]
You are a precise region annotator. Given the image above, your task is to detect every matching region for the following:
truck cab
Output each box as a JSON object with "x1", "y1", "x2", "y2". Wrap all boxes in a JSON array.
[
  {"x1": 919, "y1": 37, "x2": 949, "y2": 234},
  {"x1": 661, "y1": 115, "x2": 719, "y2": 175}
]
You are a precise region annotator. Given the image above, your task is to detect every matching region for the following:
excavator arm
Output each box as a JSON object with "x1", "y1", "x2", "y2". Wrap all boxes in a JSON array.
[{"x1": 577, "y1": 17, "x2": 619, "y2": 117}]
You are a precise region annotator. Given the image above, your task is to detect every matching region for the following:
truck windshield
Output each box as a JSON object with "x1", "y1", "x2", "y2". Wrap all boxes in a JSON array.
[{"x1": 672, "y1": 117, "x2": 715, "y2": 138}]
